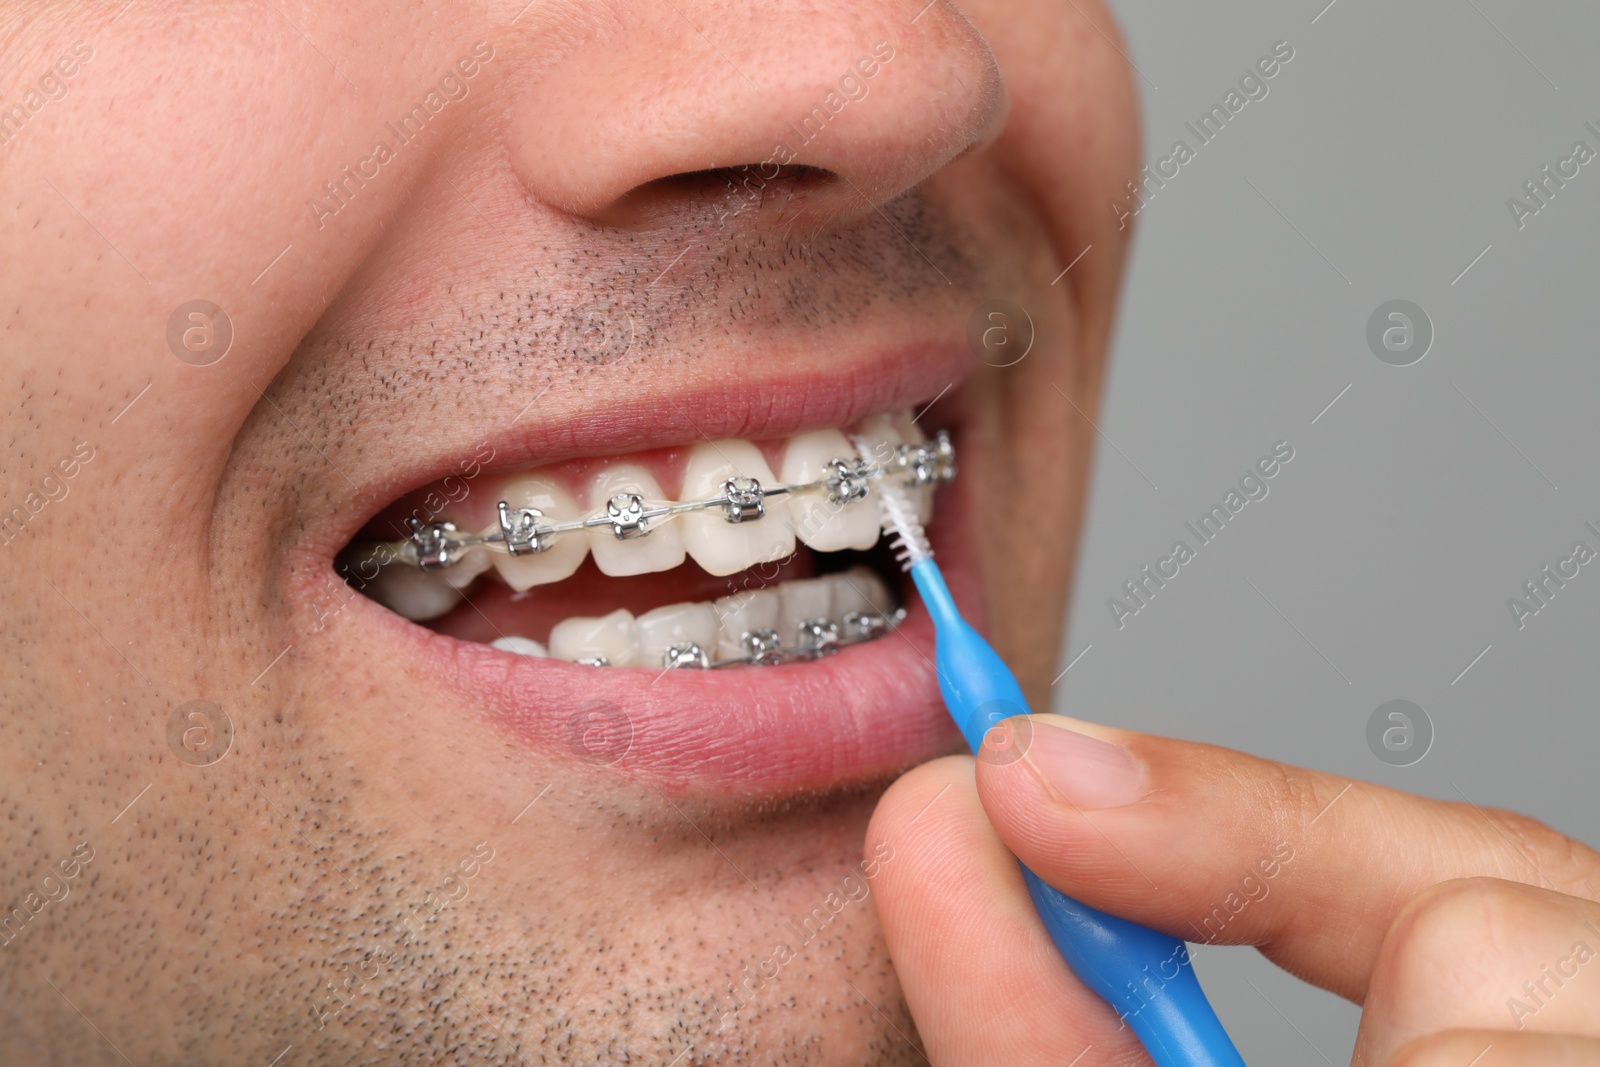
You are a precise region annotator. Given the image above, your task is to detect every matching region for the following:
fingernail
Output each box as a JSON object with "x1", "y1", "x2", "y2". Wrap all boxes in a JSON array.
[{"x1": 1018, "y1": 718, "x2": 1144, "y2": 809}]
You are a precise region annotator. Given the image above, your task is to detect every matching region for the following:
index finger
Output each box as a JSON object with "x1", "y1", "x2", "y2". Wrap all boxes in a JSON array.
[{"x1": 974, "y1": 714, "x2": 1600, "y2": 1003}]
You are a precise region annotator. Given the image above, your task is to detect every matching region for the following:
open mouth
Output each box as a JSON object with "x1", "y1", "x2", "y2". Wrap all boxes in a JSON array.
[
  {"x1": 321, "y1": 350, "x2": 981, "y2": 794},
  {"x1": 339, "y1": 410, "x2": 951, "y2": 669}
]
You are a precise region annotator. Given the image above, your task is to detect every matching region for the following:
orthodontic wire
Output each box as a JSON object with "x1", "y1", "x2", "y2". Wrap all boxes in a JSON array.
[{"x1": 347, "y1": 429, "x2": 954, "y2": 572}]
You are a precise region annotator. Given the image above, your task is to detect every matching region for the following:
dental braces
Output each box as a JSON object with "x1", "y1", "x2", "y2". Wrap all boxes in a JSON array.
[
  {"x1": 576, "y1": 607, "x2": 909, "y2": 671},
  {"x1": 350, "y1": 430, "x2": 955, "y2": 572}
]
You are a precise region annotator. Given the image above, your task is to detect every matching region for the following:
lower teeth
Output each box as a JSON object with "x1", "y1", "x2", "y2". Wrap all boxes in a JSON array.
[
  {"x1": 468, "y1": 567, "x2": 901, "y2": 670},
  {"x1": 643, "y1": 608, "x2": 901, "y2": 670}
]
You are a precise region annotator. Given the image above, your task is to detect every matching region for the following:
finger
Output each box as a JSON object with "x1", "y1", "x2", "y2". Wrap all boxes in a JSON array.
[
  {"x1": 971, "y1": 714, "x2": 1600, "y2": 1002},
  {"x1": 866, "y1": 755, "x2": 1145, "y2": 1066},
  {"x1": 1354, "y1": 878, "x2": 1600, "y2": 1064},
  {"x1": 1390, "y1": 1030, "x2": 1600, "y2": 1067}
]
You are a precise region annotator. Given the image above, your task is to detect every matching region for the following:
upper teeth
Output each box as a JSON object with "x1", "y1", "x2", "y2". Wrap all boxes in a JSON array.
[
  {"x1": 347, "y1": 410, "x2": 952, "y2": 590},
  {"x1": 342, "y1": 410, "x2": 952, "y2": 666}
]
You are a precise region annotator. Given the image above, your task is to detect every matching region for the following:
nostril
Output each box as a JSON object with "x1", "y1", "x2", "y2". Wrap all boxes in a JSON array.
[{"x1": 601, "y1": 164, "x2": 840, "y2": 226}]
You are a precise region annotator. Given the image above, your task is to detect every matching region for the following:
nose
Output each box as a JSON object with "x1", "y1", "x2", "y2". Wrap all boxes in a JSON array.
[{"x1": 504, "y1": 3, "x2": 1007, "y2": 223}]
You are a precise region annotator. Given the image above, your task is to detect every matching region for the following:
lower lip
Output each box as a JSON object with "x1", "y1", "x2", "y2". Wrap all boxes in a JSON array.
[
  {"x1": 437, "y1": 598, "x2": 954, "y2": 793},
  {"x1": 356, "y1": 470, "x2": 982, "y2": 795}
]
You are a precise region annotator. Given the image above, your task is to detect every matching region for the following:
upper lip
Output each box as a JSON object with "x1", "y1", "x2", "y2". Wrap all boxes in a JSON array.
[{"x1": 296, "y1": 337, "x2": 980, "y2": 796}]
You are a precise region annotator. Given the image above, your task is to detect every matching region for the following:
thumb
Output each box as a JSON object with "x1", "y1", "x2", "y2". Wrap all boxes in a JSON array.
[{"x1": 973, "y1": 714, "x2": 1600, "y2": 1003}]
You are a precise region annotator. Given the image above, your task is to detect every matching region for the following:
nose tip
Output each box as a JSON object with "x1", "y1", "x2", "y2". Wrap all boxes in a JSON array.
[{"x1": 505, "y1": 6, "x2": 1008, "y2": 224}]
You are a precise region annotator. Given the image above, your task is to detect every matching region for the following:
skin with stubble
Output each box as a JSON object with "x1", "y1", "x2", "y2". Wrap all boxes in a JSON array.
[
  {"x1": 0, "y1": 1, "x2": 1134, "y2": 1062},
  {"x1": 18, "y1": 3, "x2": 1600, "y2": 1065}
]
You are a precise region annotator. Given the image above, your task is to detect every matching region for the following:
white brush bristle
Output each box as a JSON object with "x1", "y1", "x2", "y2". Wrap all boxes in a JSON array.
[
  {"x1": 851, "y1": 433, "x2": 932, "y2": 571},
  {"x1": 877, "y1": 480, "x2": 932, "y2": 570}
]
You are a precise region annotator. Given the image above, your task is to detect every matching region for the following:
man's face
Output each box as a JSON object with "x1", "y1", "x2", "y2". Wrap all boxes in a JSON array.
[{"x1": 0, "y1": 2, "x2": 1133, "y2": 1061}]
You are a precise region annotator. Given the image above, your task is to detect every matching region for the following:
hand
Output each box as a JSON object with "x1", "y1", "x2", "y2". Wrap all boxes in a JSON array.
[{"x1": 868, "y1": 714, "x2": 1600, "y2": 1065}]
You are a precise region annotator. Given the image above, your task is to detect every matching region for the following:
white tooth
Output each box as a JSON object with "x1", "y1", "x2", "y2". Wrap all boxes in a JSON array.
[
  {"x1": 490, "y1": 635, "x2": 548, "y2": 657},
  {"x1": 779, "y1": 428, "x2": 880, "y2": 552},
  {"x1": 776, "y1": 577, "x2": 833, "y2": 645},
  {"x1": 898, "y1": 413, "x2": 936, "y2": 524},
  {"x1": 829, "y1": 566, "x2": 895, "y2": 620},
  {"x1": 584, "y1": 465, "x2": 685, "y2": 577},
  {"x1": 679, "y1": 440, "x2": 795, "y2": 576},
  {"x1": 549, "y1": 608, "x2": 641, "y2": 666},
  {"x1": 859, "y1": 413, "x2": 933, "y2": 522},
  {"x1": 485, "y1": 476, "x2": 588, "y2": 591},
  {"x1": 713, "y1": 588, "x2": 780, "y2": 661},
  {"x1": 636, "y1": 602, "x2": 717, "y2": 666},
  {"x1": 442, "y1": 545, "x2": 492, "y2": 589},
  {"x1": 891, "y1": 410, "x2": 925, "y2": 443},
  {"x1": 364, "y1": 565, "x2": 462, "y2": 621},
  {"x1": 853, "y1": 413, "x2": 906, "y2": 472}
]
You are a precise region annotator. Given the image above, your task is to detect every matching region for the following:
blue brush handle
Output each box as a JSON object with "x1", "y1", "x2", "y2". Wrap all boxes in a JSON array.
[{"x1": 909, "y1": 560, "x2": 1245, "y2": 1067}]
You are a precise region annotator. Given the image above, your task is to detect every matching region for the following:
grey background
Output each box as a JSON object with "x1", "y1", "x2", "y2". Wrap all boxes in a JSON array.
[{"x1": 1052, "y1": 0, "x2": 1600, "y2": 1060}]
